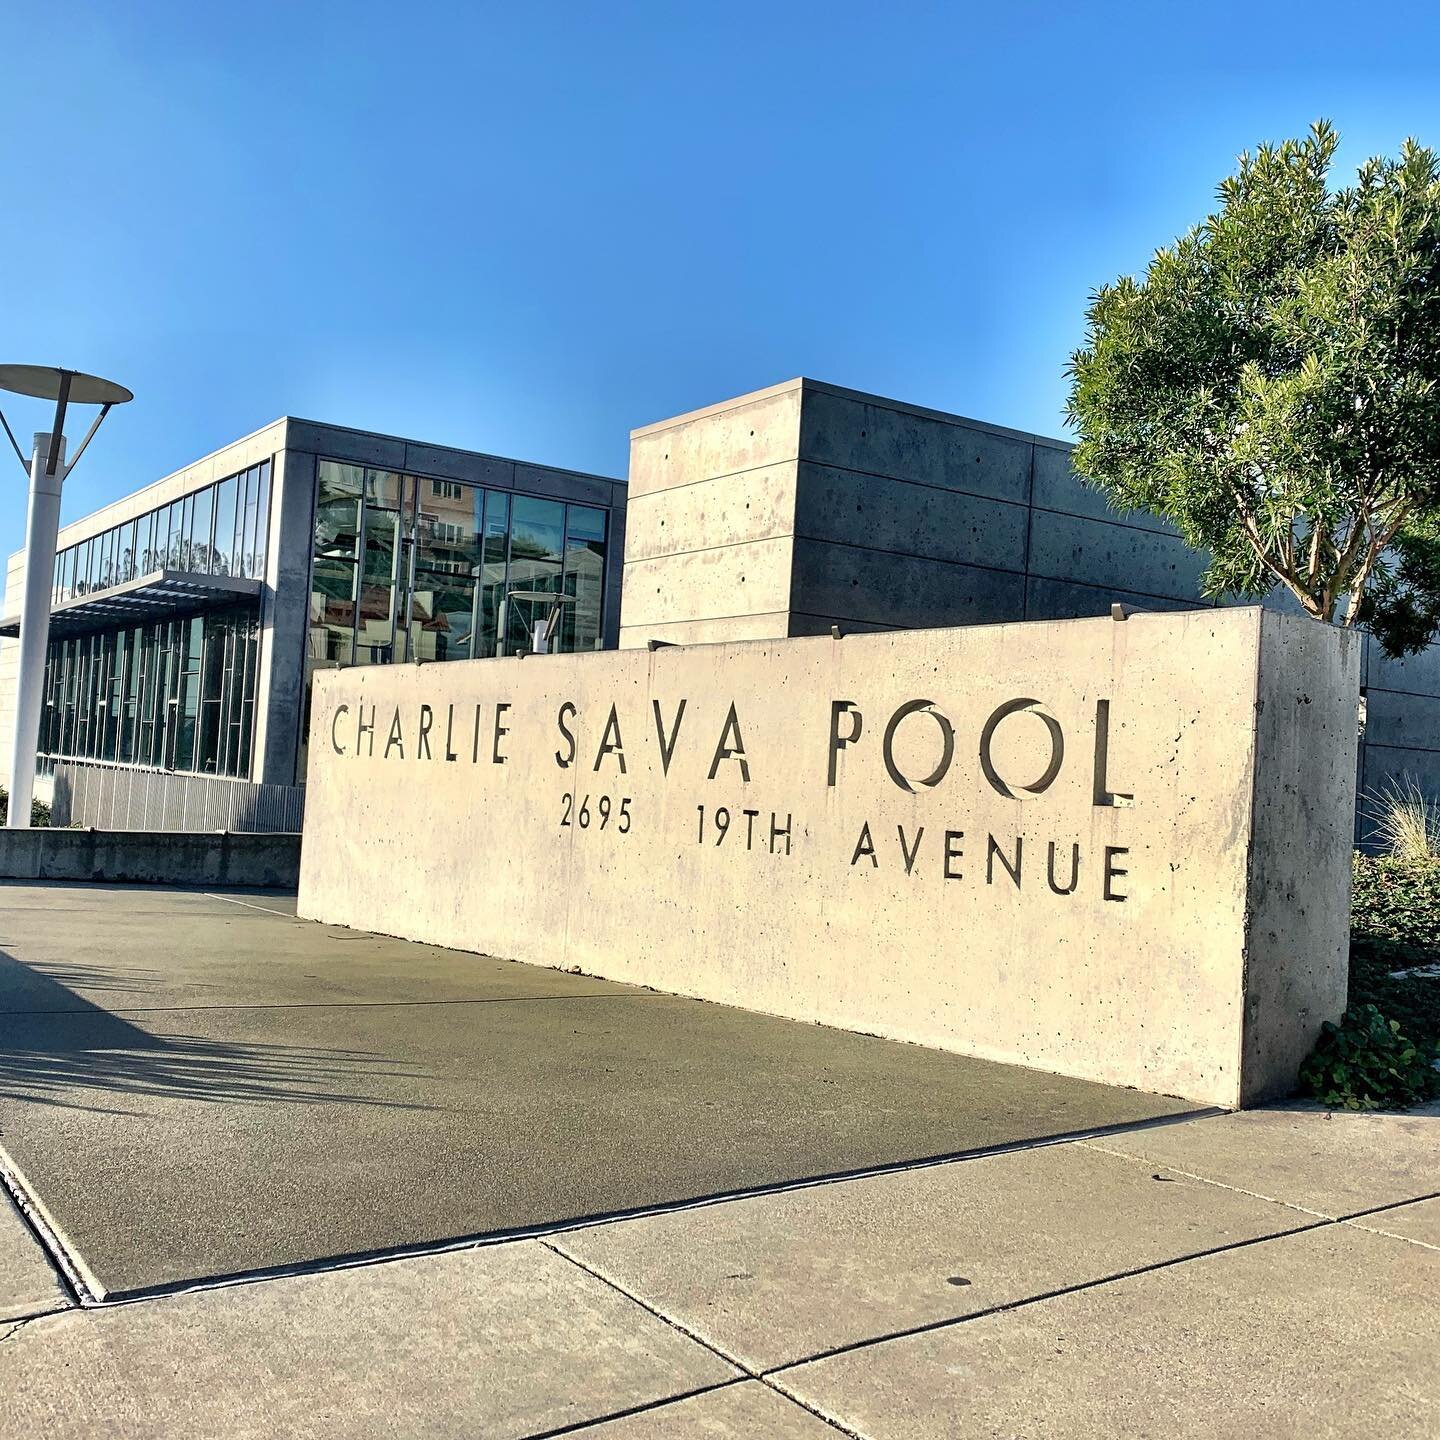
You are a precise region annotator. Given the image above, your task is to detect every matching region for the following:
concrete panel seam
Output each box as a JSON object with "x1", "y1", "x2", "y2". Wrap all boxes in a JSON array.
[
  {"x1": 625, "y1": 534, "x2": 798, "y2": 565},
  {"x1": 1359, "y1": 739, "x2": 1440, "y2": 757},
  {"x1": 1026, "y1": 571, "x2": 1216, "y2": 611},
  {"x1": 759, "y1": 1218, "x2": 1335, "y2": 1380},
  {"x1": 626, "y1": 459, "x2": 801, "y2": 502},
  {"x1": 797, "y1": 379, "x2": 1080, "y2": 452},
  {"x1": 520, "y1": 1379, "x2": 758, "y2": 1440},
  {"x1": 1362, "y1": 681, "x2": 1440, "y2": 703},
  {"x1": 538, "y1": 1241, "x2": 869, "y2": 1438},
  {"x1": 1076, "y1": 1140, "x2": 1334, "y2": 1219}
]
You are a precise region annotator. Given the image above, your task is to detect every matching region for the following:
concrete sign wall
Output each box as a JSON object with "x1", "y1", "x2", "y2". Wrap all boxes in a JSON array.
[{"x1": 298, "y1": 607, "x2": 1360, "y2": 1107}]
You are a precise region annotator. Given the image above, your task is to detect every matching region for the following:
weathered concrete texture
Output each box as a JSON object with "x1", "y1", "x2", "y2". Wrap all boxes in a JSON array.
[
  {"x1": 301, "y1": 607, "x2": 1358, "y2": 1106},
  {"x1": 617, "y1": 377, "x2": 1222, "y2": 651},
  {"x1": 795, "y1": 463, "x2": 1030, "y2": 570},
  {"x1": 0, "y1": 829, "x2": 299, "y2": 887},
  {"x1": 1030, "y1": 441, "x2": 1178, "y2": 535},
  {"x1": 776, "y1": 1223, "x2": 1440, "y2": 1439},
  {"x1": 0, "y1": 884, "x2": 1188, "y2": 1297},
  {"x1": 788, "y1": 539, "x2": 1026, "y2": 629},
  {"x1": 1024, "y1": 574, "x2": 1197, "y2": 621},
  {"x1": 0, "y1": 1240, "x2": 738, "y2": 1440},
  {"x1": 798, "y1": 385, "x2": 1035, "y2": 504},
  {"x1": 1354, "y1": 1196, "x2": 1440, "y2": 1248},
  {"x1": 568, "y1": 1383, "x2": 836, "y2": 1436},
  {"x1": 1027, "y1": 508, "x2": 1211, "y2": 599},
  {"x1": 0, "y1": 1190, "x2": 69, "y2": 1323},
  {"x1": 1088, "y1": 1104, "x2": 1440, "y2": 1216},
  {"x1": 555, "y1": 1136, "x2": 1308, "y2": 1371}
]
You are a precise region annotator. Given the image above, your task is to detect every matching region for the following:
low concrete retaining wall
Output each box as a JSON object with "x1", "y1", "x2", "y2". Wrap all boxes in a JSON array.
[
  {"x1": 298, "y1": 608, "x2": 1361, "y2": 1109},
  {"x1": 0, "y1": 829, "x2": 300, "y2": 888}
]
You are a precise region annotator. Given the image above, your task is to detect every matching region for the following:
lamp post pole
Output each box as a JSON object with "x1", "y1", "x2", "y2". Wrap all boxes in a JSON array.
[
  {"x1": 0, "y1": 365, "x2": 131, "y2": 829},
  {"x1": 6, "y1": 430, "x2": 67, "y2": 827}
]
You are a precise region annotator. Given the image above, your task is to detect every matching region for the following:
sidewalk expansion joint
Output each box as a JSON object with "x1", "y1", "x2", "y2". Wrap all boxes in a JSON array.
[
  {"x1": 1078, "y1": 1141, "x2": 1440, "y2": 1227},
  {"x1": 0, "y1": 1316, "x2": 38, "y2": 1348},
  {"x1": 1075, "y1": 1140, "x2": 1338, "y2": 1219},
  {"x1": 760, "y1": 1219, "x2": 1337, "y2": 1379},
  {"x1": 519, "y1": 1378, "x2": 748, "y2": 1440},
  {"x1": 0, "y1": 1152, "x2": 93, "y2": 1307},
  {"x1": 540, "y1": 1239, "x2": 867, "y2": 1438},
  {"x1": 51, "y1": 1108, "x2": 1222, "y2": 1312}
]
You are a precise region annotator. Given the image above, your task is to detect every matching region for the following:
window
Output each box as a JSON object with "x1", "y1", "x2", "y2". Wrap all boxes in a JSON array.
[
  {"x1": 304, "y1": 461, "x2": 611, "y2": 761},
  {"x1": 38, "y1": 604, "x2": 262, "y2": 779},
  {"x1": 51, "y1": 461, "x2": 273, "y2": 606}
]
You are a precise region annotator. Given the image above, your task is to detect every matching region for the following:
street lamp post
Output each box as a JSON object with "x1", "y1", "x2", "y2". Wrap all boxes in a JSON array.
[{"x1": 0, "y1": 365, "x2": 132, "y2": 827}]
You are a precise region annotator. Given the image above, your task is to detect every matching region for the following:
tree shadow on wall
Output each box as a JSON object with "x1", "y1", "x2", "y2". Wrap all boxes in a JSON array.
[{"x1": 0, "y1": 951, "x2": 438, "y2": 1117}]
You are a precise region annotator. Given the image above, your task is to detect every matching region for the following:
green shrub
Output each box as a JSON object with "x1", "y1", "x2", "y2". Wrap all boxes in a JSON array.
[
  {"x1": 1298, "y1": 855, "x2": 1440, "y2": 1109},
  {"x1": 1349, "y1": 854, "x2": 1440, "y2": 1052},
  {"x1": 1299, "y1": 1004, "x2": 1440, "y2": 1110},
  {"x1": 0, "y1": 786, "x2": 50, "y2": 827}
]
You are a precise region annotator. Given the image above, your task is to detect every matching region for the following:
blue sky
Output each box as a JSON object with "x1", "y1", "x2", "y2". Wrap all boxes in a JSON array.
[{"x1": 1, "y1": 1, "x2": 1438, "y2": 556}]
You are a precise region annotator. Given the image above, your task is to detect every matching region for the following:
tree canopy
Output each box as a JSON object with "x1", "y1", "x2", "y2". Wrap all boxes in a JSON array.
[{"x1": 1067, "y1": 121, "x2": 1440, "y2": 656}]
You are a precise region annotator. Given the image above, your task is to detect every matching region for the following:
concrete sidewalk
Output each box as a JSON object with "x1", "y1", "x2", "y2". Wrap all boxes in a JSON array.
[
  {"x1": 0, "y1": 881, "x2": 1190, "y2": 1297},
  {"x1": 1, "y1": 881, "x2": 1436, "y2": 1436},
  {"x1": 2, "y1": 1103, "x2": 1436, "y2": 1438}
]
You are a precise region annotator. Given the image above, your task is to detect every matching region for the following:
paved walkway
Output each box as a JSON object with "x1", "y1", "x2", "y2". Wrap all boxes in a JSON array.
[
  {"x1": 0, "y1": 882, "x2": 1187, "y2": 1298},
  {"x1": 3, "y1": 1104, "x2": 1436, "y2": 1437},
  {"x1": 0, "y1": 883, "x2": 1436, "y2": 1436}
]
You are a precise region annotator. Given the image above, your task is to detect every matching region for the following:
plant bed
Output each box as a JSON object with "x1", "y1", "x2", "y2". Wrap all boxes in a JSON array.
[{"x1": 1300, "y1": 855, "x2": 1440, "y2": 1109}]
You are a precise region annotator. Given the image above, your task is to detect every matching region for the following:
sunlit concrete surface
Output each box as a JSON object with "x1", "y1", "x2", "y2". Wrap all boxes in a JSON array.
[
  {"x1": 2, "y1": 1100, "x2": 1434, "y2": 1439},
  {"x1": 0, "y1": 882, "x2": 1192, "y2": 1299}
]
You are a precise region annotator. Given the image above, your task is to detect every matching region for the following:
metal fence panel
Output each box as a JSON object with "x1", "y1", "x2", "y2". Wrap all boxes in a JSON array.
[{"x1": 50, "y1": 761, "x2": 304, "y2": 834}]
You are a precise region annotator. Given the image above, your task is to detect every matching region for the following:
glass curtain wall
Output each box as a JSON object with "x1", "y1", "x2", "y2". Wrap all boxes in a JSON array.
[
  {"x1": 39, "y1": 605, "x2": 261, "y2": 779},
  {"x1": 52, "y1": 461, "x2": 271, "y2": 605},
  {"x1": 307, "y1": 461, "x2": 608, "y2": 689}
]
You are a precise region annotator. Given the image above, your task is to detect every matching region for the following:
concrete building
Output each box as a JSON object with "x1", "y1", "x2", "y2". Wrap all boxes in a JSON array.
[
  {"x1": 622, "y1": 378, "x2": 1440, "y2": 835},
  {"x1": 0, "y1": 419, "x2": 626, "y2": 803},
  {"x1": 2, "y1": 377, "x2": 1433, "y2": 834}
]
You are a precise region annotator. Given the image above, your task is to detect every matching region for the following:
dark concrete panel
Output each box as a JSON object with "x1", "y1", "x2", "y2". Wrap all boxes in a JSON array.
[
  {"x1": 1025, "y1": 576, "x2": 1204, "y2": 623},
  {"x1": 787, "y1": 613, "x2": 903, "y2": 637},
  {"x1": 1359, "y1": 742, "x2": 1440, "y2": 842},
  {"x1": 1362, "y1": 689, "x2": 1440, "y2": 752},
  {"x1": 1366, "y1": 636, "x2": 1440, "y2": 699},
  {"x1": 257, "y1": 447, "x2": 318, "y2": 786},
  {"x1": 799, "y1": 390, "x2": 1032, "y2": 505},
  {"x1": 603, "y1": 506, "x2": 627, "y2": 648},
  {"x1": 282, "y1": 422, "x2": 407, "y2": 471},
  {"x1": 1028, "y1": 510, "x2": 1210, "y2": 603},
  {"x1": 403, "y1": 443, "x2": 515, "y2": 490},
  {"x1": 514, "y1": 464, "x2": 614, "y2": 508},
  {"x1": 0, "y1": 885, "x2": 1192, "y2": 1297},
  {"x1": 795, "y1": 463, "x2": 1029, "y2": 572},
  {"x1": 1031, "y1": 443, "x2": 1178, "y2": 538},
  {"x1": 789, "y1": 540, "x2": 1026, "y2": 629}
]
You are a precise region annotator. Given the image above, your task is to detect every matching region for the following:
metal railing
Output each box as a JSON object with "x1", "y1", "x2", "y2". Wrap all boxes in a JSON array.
[{"x1": 50, "y1": 759, "x2": 304, "y2": 833}]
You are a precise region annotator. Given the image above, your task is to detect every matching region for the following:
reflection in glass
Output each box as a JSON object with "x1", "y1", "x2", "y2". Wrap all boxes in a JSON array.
[
  {"x1": 563, "y1": 505, "x2": 607, "y2": 652},
  {"x1": 212, "y1": 474, "x2": 238, "y2": 575},
  {"x1": 38, "y1": 604, "x2": 259, "y2": 779},
  {"x1": 189, "y1": 487, "x2": 213, "y2": 575}
]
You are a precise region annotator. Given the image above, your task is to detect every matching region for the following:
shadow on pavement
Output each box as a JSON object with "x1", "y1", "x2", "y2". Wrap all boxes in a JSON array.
[{"x1": 0, "y1": 950, "x2": 436, "y2": 1115}]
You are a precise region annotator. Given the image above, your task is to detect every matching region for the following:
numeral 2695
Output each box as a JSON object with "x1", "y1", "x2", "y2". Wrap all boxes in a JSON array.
[{"x1": 560, "y1": 793, "x2": 632, "y2": 833}]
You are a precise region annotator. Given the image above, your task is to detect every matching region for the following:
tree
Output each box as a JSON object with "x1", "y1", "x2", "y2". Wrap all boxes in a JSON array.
[{"x1": 1066, "y1": 121, "x2": 1440, "y2": 656}]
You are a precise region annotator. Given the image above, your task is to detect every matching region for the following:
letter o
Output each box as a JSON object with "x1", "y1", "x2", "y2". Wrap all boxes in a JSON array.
[
  {"x1": 882, "y1": 699, "x2": 956, "y2": 794},
  {"x1": 979, "y1": 698, "x2": 1064, "y2": 799}
]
